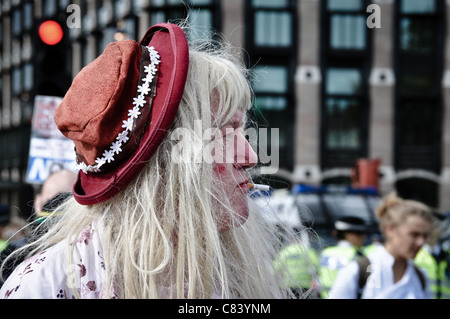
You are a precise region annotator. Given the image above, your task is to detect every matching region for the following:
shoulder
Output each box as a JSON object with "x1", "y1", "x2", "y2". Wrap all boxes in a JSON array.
[
  {"x1": 320, "y1": 246, "x2": 340, "y2": 259},
  {"x1": 328, "y1": 261, "x2": 360, "y2": 298},
  {"x1": 409, "y1": 261, "x2": 428, "y2": 294},
  {"x1": 0, "y1": 242, "x2": 71, "y2": 299},
  {"x1": 0, "y1": 224, "x2": 107, "y2": 299}
]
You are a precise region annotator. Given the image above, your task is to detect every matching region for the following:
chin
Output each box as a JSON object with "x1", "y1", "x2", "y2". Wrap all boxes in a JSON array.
[{"x1": 218, "y1": 202, "x2": 249, "y2": 232}]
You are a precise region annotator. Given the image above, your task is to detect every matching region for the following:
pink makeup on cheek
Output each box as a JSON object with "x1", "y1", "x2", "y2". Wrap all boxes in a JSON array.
[{"x1": 213, "y1": 164, "x2": 227, "y2": 175}]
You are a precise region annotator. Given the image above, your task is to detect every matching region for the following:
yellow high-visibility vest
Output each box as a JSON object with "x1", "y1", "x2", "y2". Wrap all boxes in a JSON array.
[
  {"x1": 318, "y1": 245, "x2": 362, "y2": 299},
  {"x1": 415, "y1": 247, "x2": 450, "y2": 299},
  {"x1": 274, "y1": 243, "x2": 319, "y2": 289}
]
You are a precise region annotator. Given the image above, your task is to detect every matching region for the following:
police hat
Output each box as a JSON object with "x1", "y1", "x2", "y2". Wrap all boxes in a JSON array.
[{"x1": 334, "y1": 216, "x2": 367, "y2": 233}]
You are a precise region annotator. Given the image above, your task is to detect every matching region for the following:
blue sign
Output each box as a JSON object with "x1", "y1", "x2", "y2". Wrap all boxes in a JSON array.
[{"x1": 26, "y1": 156, "x2": 75, "y2": 184}]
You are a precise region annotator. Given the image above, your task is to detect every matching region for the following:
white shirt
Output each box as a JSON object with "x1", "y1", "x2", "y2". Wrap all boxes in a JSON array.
[
  {"x1": 328, "y1": 245, "x2": 431, "y2": 299},
  {"x1": 0, "y1": 224, "x2": 110, "y2": 299},
  {"x1": 0, "y1": 223, "x2": 223, "y2": 299}
]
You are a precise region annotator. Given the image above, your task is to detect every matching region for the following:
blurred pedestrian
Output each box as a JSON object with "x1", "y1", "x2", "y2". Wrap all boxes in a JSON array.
[
  {"x1": 318, "y1": 215, "x2": 368, "y2": 298},
  {"x1": 363, "y1": 232, "x2": 383, "y2": 255},
  {"x1": 0, "y1": 205, "x2": 26, "y2": 257},
  {"x1": 273, "y1": 225, "x2": 320, "y2": 298},
  {"x1": 414, "y1": 214, "x2": 450, "y2": 299},
  {"x1": 329, "y1": 192, "x2": 434, "y2": 299},
  {"x1": 33, "y1": 169, "x2": 77, "y2": 214},
  {"x1": 0, "y1": 205, "x2": 11, "y2": 253},
  {"x1": 0, "y1": 170, "x2": 75, "y2": 287},
  {"x1": 0, "y1": 22, "x2": 297, "y2": 299},
  {"x1": 32, "y1": 168, "x2": 76, "y2": 228},
  {"x1": 415, "y1": 245, "x2": 450, "y2": 299}
]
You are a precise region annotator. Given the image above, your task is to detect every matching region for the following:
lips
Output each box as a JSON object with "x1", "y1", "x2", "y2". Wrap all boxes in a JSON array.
[{"x1": 238, "y1": 180, "x2": 250, "y2": 191}]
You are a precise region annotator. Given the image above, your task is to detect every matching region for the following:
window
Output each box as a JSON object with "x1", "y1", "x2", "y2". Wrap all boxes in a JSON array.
[
  {"x1": 394, "y1": 0, "x2": 444, "y2": 173},
  {"x1": 399, "y1": 0, "x2": 437, "y2": 53},
  {"x1": 326, "y1": 68, "x2": 361, "y2": 95},
  {"x1": 23, "y1": 63, "x2": 33, "y2": 92},
  {"x1": 23, "y1": 2, "x2": 33, "y2": 31},
  {"x1": 252, "y1": 0, "x2": 292, "y2": 48},
  {"x1": 330, "y1": 15, "x2": 366, "y2": 49},
  {"x1": 148, "y1": 0, "x2": 220, "y2": 41},
  {"x1": 12, "y1": 9, "x2": 22, "y2": 37},
  {"x1": 327, "y1": 0, "x2": 366, "y2": 50},
  {"x1": 43, "y1": 0, "x2": 57, "y2": 17},
  {"x1": 254, "y1": 11, "x2": 292, "y2": 47},
  {"x1": 12, "y1": 68, "x2": 22, "y2": 96},
  {"x1": 324, "y1": 69, "x2": 363, "y2": 150},
  {"x1": 252, "y1": 65, "x2": 289, "y2": 150},
  {"x1": 400, "y1": 0, "x2": 435, "y2": 13},
  {"x1": 187, "y1": 9, "x2": 213, "y2": 41},
  {"x1": 246, "y1": 0, "x2": 297, "y2": 171},
  {"x1": 59, "y1": 0, "x2": 71, "y2": 9},
  {"x1": 94, "y1": 0, "x2": 220, "y2": 67},
  {"x1": 320, "y1": 0, "x2": 372, "y2": 169}
]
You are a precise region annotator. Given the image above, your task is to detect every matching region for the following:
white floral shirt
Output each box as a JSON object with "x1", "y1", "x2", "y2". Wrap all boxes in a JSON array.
[{"x1": 0, "y1": 224, "x2": 112, "y2": 299}]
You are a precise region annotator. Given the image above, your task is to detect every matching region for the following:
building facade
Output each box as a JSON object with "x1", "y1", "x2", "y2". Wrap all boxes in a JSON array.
[{"x1": 0, "y1": 0, "x2": 449, "y2": 220}]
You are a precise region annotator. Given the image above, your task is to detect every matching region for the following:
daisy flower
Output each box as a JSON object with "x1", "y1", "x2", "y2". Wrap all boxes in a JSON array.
[
  {"x1": 111, "y1": 141, "x2": 122, "y2": 154},
  {"x1": 143, "y1": 73, "x2": 154, "y2": 84},
  {"x1": 122, "y1": 118, "x2": 134, "y2": 131},
  {"x1": 117, "y1": 131, "x2": 129, "y2": 144},
  {"x1": 102, "y1": 149, "x2": 115, "y2": 163},
  {"x1": 133, "y1": 96, "x2": 146, "y2": 108},
  {"x1": 95, "y1": 157, "x2": 106, "y2": 168},
  {"x1": 128, "y1": 106, "x2": 141, "y2": 119},
  {"x1": 137, "y1": 83, "x2": 150, "y2": 95},
  {"x1": 77, "y1": 162, "x2": 89, "y2": 174}
]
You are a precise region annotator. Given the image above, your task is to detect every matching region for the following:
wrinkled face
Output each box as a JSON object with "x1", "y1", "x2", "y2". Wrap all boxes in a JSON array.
[
  {"x1": 211, "y1": 108, "x2": 258, "y2": 232},
  {"x1": 385, "y1": 215, "x2": 431, "y2": 260}
]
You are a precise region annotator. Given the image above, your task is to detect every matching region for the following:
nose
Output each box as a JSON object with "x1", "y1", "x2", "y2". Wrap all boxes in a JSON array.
[{"x1": 234, "y1": 133, "x2": 258, "y2": 169}]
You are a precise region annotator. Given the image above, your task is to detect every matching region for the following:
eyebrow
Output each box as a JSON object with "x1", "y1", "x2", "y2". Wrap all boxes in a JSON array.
[
  {"x1": 231, "y1": 119, "x2": 243, "y2": 127},
  {"x1": 219, "y1": 111, "x2": 244, "y2": 129},
  {"x1": 220, "y1": 118, "x2": 240, "y2": 127}
]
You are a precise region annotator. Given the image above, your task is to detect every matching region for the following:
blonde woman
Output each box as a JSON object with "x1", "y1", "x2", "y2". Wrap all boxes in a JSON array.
[
  {"x1": 0, "y1": 23, "x2": 294, "y2": 299},
  {"x1": 328, "y1": 192, "x2": 434, "y2": 299}
]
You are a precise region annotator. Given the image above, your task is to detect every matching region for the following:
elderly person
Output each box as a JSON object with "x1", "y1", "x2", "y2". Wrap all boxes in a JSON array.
[{"x1": 0, "y1": 22, "x2": 296, "y2": 299}]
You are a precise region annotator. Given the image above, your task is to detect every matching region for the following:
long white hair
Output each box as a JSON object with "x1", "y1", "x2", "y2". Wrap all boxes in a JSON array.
[{"x1": 4, "y1": 28, "x2": 300, "y2": 299}]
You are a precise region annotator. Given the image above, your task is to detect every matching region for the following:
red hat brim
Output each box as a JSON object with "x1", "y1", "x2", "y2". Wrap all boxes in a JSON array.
[{"x1": 71, "y1": 23, "x2": 189, "y2": 205}]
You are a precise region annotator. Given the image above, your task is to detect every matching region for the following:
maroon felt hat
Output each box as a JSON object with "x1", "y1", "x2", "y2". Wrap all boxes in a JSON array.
[{"x1": 55, "y1": 23, "x2": 189, "y2": 205}]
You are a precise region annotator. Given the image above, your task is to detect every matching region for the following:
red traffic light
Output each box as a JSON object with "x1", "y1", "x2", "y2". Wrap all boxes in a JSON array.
[{"x1": 38, "y1": 20, "x2": 63, "y2": 45}]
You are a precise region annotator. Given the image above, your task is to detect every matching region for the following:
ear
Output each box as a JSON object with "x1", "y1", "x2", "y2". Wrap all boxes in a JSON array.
[
  {"x1": 384, "y1": 224, "x2": 395, "y2": 240},
  {"x1": 34, "y1": 194, "x2": 43, "y2": 214}
]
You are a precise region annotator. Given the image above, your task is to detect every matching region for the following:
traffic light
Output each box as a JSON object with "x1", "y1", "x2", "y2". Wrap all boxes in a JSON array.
[{"x1": 33, "y1": 16, "x2": 71, "y2": 97}]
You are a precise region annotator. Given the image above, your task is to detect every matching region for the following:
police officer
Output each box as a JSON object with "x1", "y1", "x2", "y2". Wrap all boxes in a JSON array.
[
  {"x1": 318, "y1": 215, "x2": 368, "y2": 298},
  {"x1": 0, "y1": 205, "x2": 10, "y2": 253},
  {"x1": 274, "y1": 224, "x2": 320, "y2": 299},
  {"x1": 415, "y1": 245, "x2": 450, "y2": 299},
  {"x1": 415, "y1": 214, "x2": 450, "y2": 299}
]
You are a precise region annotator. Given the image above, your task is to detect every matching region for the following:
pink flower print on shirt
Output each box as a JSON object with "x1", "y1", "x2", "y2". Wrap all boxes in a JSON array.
[{"x1": 77, "y1": 226, "x2": 94, "y2": 245}]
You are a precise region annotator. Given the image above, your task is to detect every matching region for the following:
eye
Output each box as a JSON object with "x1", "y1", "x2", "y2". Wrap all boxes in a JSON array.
[{"x1": 221, "y1": 127, "x2": 237, "y2": 139}]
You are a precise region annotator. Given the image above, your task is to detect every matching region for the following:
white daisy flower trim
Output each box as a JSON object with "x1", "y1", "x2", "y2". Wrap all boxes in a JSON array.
[{"x1": 75, "y1": 46, "x2": 160, "y2": 174}]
